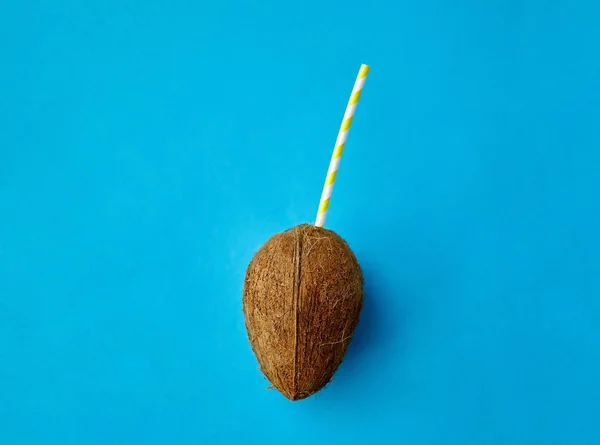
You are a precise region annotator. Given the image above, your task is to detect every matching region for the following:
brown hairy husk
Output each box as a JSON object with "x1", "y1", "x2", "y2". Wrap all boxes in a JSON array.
[{"x1": 243, "y1": 223, "x2": 364, "y2": 400}]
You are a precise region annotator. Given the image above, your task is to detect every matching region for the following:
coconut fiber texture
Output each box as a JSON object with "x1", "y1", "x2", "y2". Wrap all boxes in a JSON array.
[{"x1": 243, "y1": 223, "x2": 364, "y2": 400}]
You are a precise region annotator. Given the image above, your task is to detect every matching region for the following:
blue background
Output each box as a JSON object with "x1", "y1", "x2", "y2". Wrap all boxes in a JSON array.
[{"x1": 1, "y1": 1, "x2": 600, "y2": 444}]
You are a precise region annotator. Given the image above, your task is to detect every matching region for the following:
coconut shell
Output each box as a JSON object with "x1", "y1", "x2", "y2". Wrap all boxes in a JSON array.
[{"x1": 243, "y1": 223, "x2": 363, "y2": 400}]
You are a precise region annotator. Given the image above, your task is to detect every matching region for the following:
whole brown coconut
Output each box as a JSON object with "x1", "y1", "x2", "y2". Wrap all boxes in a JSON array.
[{"x1": 243, "y1": 223, "x2": 363, "y2": 400}]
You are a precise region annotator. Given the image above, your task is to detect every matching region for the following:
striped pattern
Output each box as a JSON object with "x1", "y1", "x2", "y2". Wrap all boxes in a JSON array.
[{"x1": 315, "y1": 64, "x2": 370, "y2": 228}]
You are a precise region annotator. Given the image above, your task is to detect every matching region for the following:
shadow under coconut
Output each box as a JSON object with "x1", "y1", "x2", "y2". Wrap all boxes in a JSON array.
[
  {"x1": 325, "y1": 263, "x2": 409, "y2": 393},
  {"x1": 291, "y1": 258, "x2": 410, "y2": 409}
]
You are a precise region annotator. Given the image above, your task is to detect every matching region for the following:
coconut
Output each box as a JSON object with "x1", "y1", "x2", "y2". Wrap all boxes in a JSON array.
[{"x1": 243, "y1": 223, "x2": 363, "y2": 400}]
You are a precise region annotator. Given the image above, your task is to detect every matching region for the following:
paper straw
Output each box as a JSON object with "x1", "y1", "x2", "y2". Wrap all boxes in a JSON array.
[{"x1": 315, "y1": 64, "x2": 370, "y2": 228}]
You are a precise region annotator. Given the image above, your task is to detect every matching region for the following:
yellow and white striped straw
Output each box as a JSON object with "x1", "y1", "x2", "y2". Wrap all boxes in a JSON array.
[{"x1": 315, "y1": 64, "x2": 370, "y2": 227}]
